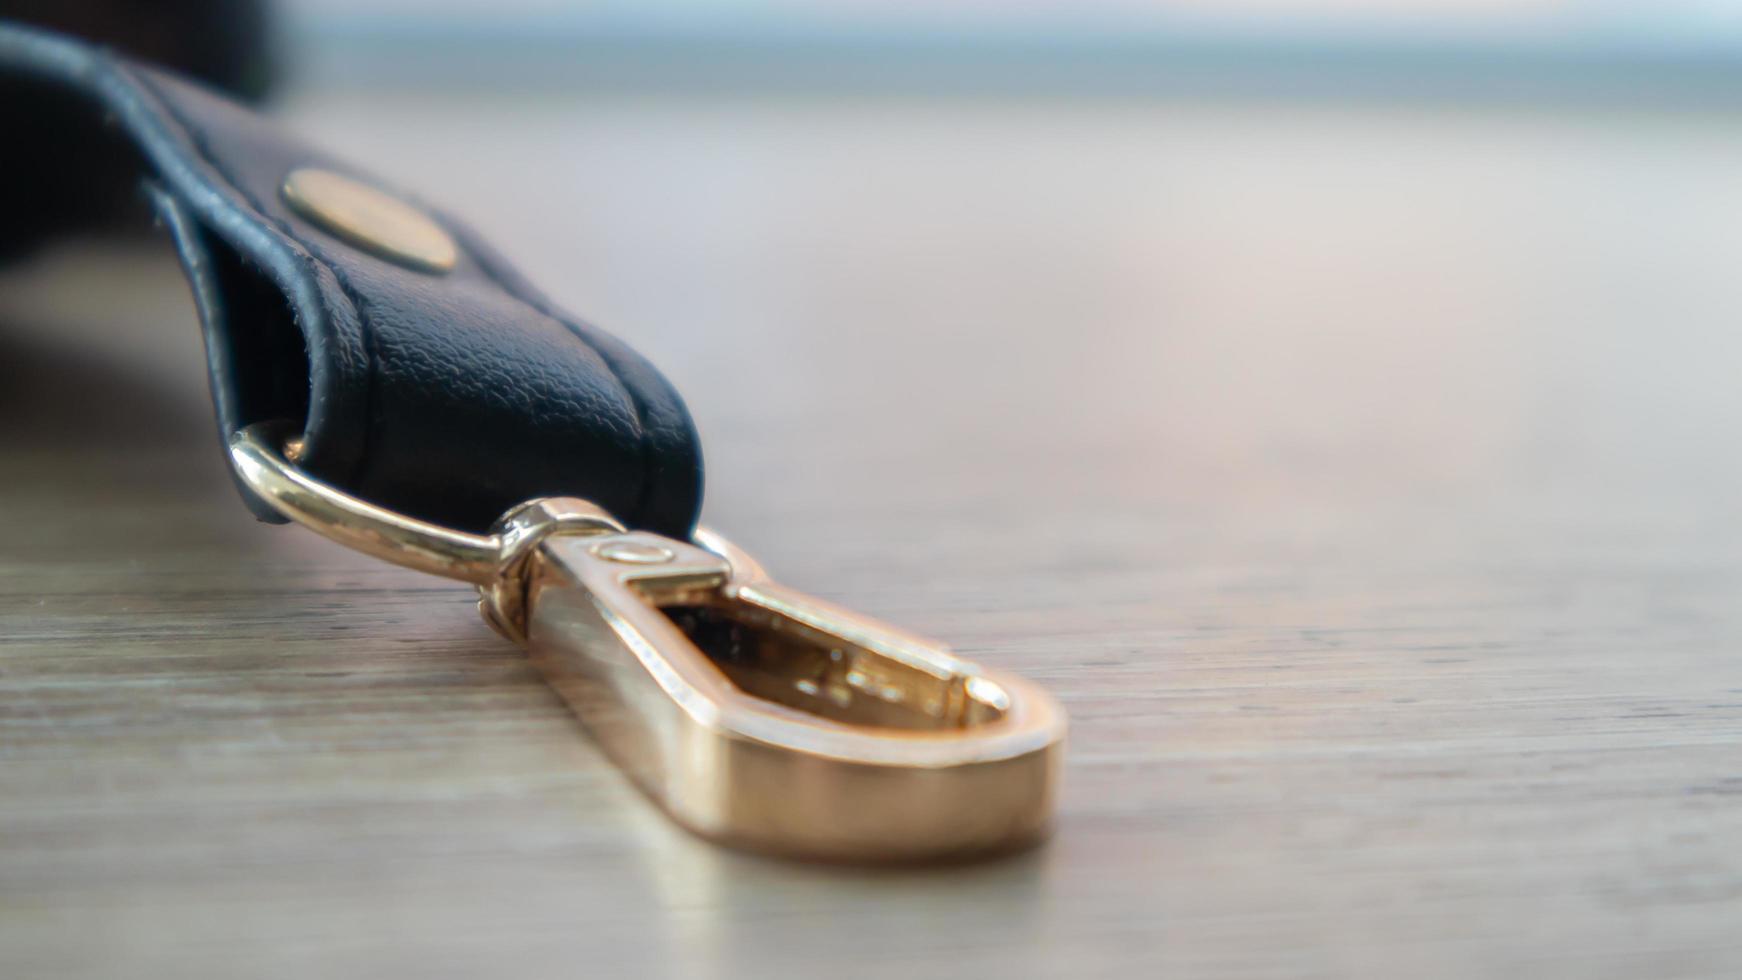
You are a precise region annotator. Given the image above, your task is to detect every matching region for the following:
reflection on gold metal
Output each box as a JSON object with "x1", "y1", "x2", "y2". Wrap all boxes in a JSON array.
[
  {"x1": 229, "y1": 423, "x2": 1066, "y2": 862},
  {"x1": 229, "y1": 423, "x2": 502, "y2": 583},
  {"x1": 280, "y1": 167, "x2": 458, "y2": 273},
  {"x1": 528, "y1": 531, "x2": 1064, "y2": 861}
]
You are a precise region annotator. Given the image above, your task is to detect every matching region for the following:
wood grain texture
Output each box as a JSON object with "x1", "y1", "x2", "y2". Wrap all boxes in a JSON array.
[{"x1": 2, "y1": 93, "x2": 1741, "y2": 979}]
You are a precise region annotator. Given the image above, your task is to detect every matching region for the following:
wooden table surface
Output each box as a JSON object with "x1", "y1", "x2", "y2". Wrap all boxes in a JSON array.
[{"x1": 3, "y1": 90, "x2": 1741, "y2": 979}]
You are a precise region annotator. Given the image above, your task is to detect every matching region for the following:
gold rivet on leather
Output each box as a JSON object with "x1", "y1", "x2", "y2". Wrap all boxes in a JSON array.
[{"x1": 281, "y1": 167, "x2": 457, "y2": 274}]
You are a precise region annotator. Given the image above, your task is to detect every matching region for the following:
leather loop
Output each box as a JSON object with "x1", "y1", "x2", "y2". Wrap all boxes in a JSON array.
[{"x1": 0, "y1": 22, "x2": 704, "y2": 537}]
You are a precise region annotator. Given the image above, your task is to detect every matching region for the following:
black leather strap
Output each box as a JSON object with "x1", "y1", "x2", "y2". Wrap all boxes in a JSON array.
[{"x1": 0, "y1": 22, "x2": 704, "y2": 538}]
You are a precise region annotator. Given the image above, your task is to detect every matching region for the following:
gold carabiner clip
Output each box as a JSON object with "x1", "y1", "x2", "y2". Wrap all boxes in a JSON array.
[{"x1": 230, "y1": 424, "x2": 1065, "y2": 862}]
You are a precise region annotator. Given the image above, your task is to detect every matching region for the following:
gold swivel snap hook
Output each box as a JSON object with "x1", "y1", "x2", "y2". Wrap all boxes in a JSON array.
[{"x1": 229, "y1": 423, "x2": 1066, "y2": 862}]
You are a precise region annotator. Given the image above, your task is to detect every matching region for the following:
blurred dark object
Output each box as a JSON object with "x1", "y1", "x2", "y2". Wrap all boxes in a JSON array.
[{"x1": 0, "y1": 0, "x2": 276, "y2": 260}]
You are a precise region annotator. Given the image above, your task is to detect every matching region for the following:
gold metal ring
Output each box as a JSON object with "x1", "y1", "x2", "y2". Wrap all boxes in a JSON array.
[{"x1": 228, "y1": 423, "x2": 509, "y2": 584}]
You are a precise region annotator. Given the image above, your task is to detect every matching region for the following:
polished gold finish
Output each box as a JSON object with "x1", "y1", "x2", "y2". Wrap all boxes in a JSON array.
[
  {"x1": 280, "y1": 168, "x2": 458, "y2": 273},
  {"x1": 227, "y1": 422, "x2": 1066, "y2": 862},
  {"x1": 230, "y1": 424, "x2": 500, "y2": 583},
  {"x1": 527, "y1": 531, "x2": 1065, "y2": 862}
]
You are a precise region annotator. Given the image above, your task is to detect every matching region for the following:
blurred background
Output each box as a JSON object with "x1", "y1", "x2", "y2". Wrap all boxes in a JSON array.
[
  {"x1": 11, "y1": 0, "x2": 1742, "y2": 527},
  {"x1": 282, "y1": 1, "x2": 1742, "y2": 102},
  {"x1": 267, "y1": 0, "x2": 1742, "y2": 538}
]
